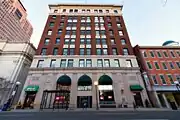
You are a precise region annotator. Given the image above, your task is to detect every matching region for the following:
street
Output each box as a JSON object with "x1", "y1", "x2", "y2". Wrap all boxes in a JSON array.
[{"x1": 0, "y1": 110, "x2": 180, "y2": 120}]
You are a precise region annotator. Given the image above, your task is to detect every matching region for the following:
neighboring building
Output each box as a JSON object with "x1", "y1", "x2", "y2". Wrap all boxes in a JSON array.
[
  {"x1": 0, "y1": 39, "x2": 36, "y2": 107},
  {"x1": 134, "y1": 45, "x2": 180, "y2": 108},
  {"x1": 162, "y1": 40, "x2": 179, "y2": 46},
  {"x1": 0, "y1": 0, "x2": 33, "y2": 42},
  {"x1": 19, "y1": 4, "x2": 149, "y2": 109}
]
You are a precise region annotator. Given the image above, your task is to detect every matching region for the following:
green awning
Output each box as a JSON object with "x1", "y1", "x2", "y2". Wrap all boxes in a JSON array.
[
  {"x1": 57, "y1": 75, "x2": 71, "y2": 85},
  {"x1": 25, "y1": 85, "x2": 39, "y2": 92},
  {"x1": 130, "y1": 85, "x2": 143, "y2": 91},
  {"x1": 78, "y1": 75, "x2": 92, "y2": 86},
  {"x1": 99, "y1": 75, "x2": 112, "y2": 85}
]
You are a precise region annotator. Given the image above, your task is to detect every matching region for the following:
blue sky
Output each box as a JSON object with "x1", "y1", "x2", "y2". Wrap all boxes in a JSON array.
[{"x1": 22, "y1": 0, "x2": 180, "y2": 48}]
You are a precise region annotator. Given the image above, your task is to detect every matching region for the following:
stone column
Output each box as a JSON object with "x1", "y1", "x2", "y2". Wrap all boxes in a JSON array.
[
  {"x1": 151, "y1": 91, "x2": 162, "y2": 108},
  {"x1": 92, "y1": 73, "x2": 99, "y2": 108},
  {"x1": 162, "y1": 93, "x2": 170, "y2": 108}
]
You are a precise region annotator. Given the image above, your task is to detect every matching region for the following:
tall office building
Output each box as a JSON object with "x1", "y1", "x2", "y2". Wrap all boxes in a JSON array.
[
  {"x1": 19, "y1": 4, "x2": 149, "y2": 109},
  {"x1": 0, "y1": 0, "x2": 33, "y2": 42}
]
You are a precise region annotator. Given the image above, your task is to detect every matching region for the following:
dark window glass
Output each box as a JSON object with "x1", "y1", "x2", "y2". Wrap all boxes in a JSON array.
[
  {"x1": 167, "y1": 75, "x2": 174, "y2": 84},
  {"x1": 55, "y1": 38, "x2": 60, "y2": 44},
  {"x1": 100, "y1": 30, "x2": 106, "y2": 35},
  {"x1": 80, "y1": 39, "x2": 85, "y2": 44},
  {"x1": 112, "y1": 48, "x2": 117, "y2": 55},
  {"x1": 96, "y1": 48, "x2": 102, "y2": 55},
  {"x1": 57, "y1": 29, "x2": 62, "y2": 35},
  {"x1": 50, "y1": 59, "x2": 56, "y2": 68},
  {"x1": 114, "y1": 10, "x2": 118, "y2": 13},
  {"x1": 52, "y1": 15, "x2": 56, "y2": 19},
  {"x1": 63, "y1": 9, "x2": 66, "y2": 12},
  {"x1": 70, "y1": 48, "x2": 74, "y2": 55},
  {"x1": 86, "y1": 49, "x2": 91, "y2": 55},
  {"x1": 96, "y1": 39, "x2": 101, "y2": 45},
  {"x1": 41, "y1": 48, "x2": 47, "y2": 55},
  {"x1": 97, "y1": 59, "x2": 103, "y2": 67},
  {"x1": 169, "y1": 62, "x2": 175, "y2": 69},
  {"x1": 147, "y1": 62, "x2": 152, "y2": 69},
  {"x1": 176, "y1": 51, "x2": 180, "y2": 57},
  {"x1": 99, "y1": 10, "x2": 103, "y2": 13},
  {"x1": 170, "y1": 51, "x2": 175, "y2": 57},
  {"x1": 86, "y1": 39, "x2": 91, "y2": 44},
  {"x1": 162, "y1": 62, "x2": 168, "y2": 70},
  {"x1": 80, "y1": 48, "x2": 85, "y2": 55},
  {"x1": 70, "y1": 39, "x2": 75, "y2": 44},
  {"x1": 123, "y1": 48, "x2": 129, "y2": 55},
  {"x1": 64, "y1": 39, "x2": 69, "y2": 44},
  {"x1": 60, "y1": 59, "x2": 66, "y2": 67},
  {"x1": 37, "y1": 60, "x2": 44, "y2": 68},
  {"x1": 80, "y1": 31, "x2": 85, "y2": 35},
  {"x1": 154, "y1": 62, "x2": 160, "y2": 69},
  {"x1": 53, "y1": 48, "x2": 58, "y2": 55},
  {"x1": 69, "y1": 9, "x2": 73, "y2": 12},
  {"x1": 63, "y1": 48, "x2": 68, "y2": 55},
  {"x1": 163, "y1": 51, "x2": 168, "y2": 57},
  {"x1": 86, "y1": 31, "x2": 91, "y2": 35},
  {"x1": 44, "y1": 38, "x2": 50, "y2": 45},
  {"x1": 150, "y1": 51, "x2": 155, "y2": 57},
  {"x1": 66, "y1": 30, "x2": 71, "y2": 35},
  {"x1": 101, "y1": 39, "x2": 106, "y2": 45},
  {"x1": 49, "y1": 22, "x2": 54, "y2": 27},
  {"x1": 160, "y1": 75, "x2": 166, "y2": 84},
  {"x1": 72, "y1": 31, "x2": 76, "y2": 35},
  {"x1": 106, "y1": 10, "x2": 109, "y2": 13},
  {"x1": 142, "y1": 51, "x2": 147, "y2": 57},
  {"x1": 176, "y1": 62, "x2": 180, "y2": 68},
  {"x1": 152, "y1": 75, "x2": 158, "y2": 84},
  {"x1": 121, "y1": 39, "x2": 126, "y2": 45},
  {"x1": 157, "y1": 51, "x2": 162, "y2": 57},
  {"x1": 108, "y1": 23, "x2": 112, "y2": 27},
  {"x1": 74, "y1": 9, "x2": 78, "y2": 12},
  {"x1": 67, "y1": 59, "x2": 74, "y2": 67}
]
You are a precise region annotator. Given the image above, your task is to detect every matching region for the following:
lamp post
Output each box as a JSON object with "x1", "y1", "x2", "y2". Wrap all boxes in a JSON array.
[{"x1": 94, "y1": 81, "x2": 99, "y2": 110}]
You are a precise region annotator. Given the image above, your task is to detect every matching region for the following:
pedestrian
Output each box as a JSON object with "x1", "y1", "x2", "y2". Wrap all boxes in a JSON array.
[
  {"x1": 65, "y1": 102, "x2": 68, "y2": 111},
  {"x1": 133, "y1": 102, "x2": 137, "y2": 110},
  {"x1": 145, "y1": 99, "x2": 149, "y2": 108}
]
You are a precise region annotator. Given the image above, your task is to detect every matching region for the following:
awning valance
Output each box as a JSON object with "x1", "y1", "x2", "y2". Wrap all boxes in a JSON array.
[
  {"x1": 25, "y1": 85, "x2": 39, "y2": 92},
  {"x1": 130, "y1": 85, "x2": 143, "y2": 91},
  {"x1": 57, "y1": 75, "x2": 71, "y2": 86},
  {"x1": 78, "y1": 75, "x2": 92, "y2": 86},
  {"x1": 99, "y1": 75, "x2": 112, "y2": 85}
]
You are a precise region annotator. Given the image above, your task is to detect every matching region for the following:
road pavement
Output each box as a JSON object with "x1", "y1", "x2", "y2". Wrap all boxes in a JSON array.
[{"x1": 0, "y1": 110, "x2": 180, "y2": 120}]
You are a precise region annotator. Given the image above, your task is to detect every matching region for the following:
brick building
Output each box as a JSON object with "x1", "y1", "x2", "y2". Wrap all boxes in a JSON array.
[
  {"x1": 19, "y1": 4, "x2": 149, "y2": 109},
  {"x1": 134, "y1": 45, "x2": 180, "y2": 108}
]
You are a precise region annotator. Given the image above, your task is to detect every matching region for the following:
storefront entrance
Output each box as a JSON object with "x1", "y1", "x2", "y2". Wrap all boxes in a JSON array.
[
  {"x1": 133, "y1": 92, "x2": 143, "y2": 107},
  {"x1": 77, "y1": 96, "x2": 92, "y2": 108},
  {"x1": 23, "y1": 91, "x2": 36, "y2": 109}
]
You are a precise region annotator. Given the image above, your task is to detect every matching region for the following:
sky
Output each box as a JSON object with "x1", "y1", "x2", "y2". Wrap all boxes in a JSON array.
[{"x1": 22, "y1": 0, "x2": 180, "y2": 48}]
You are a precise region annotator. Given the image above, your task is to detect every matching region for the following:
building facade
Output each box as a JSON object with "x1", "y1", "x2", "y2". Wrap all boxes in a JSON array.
[
  {"x1": 0, "y1": 0, "x2": 33, "y2": 42},
  {"x1": 0, "y1": 39, "x2": 36, "y2": 107},
  {"x1": 134, "y1": 45, "x2": 180, "y2": 108},
  {"x1": 19, "y1": 4, "x2": 149, "y2": 109}
]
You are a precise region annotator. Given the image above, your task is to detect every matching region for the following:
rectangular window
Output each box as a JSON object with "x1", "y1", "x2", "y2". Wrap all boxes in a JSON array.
[
  {"x1": 96, "y1": 31, "x2": 100, "y2": 35},
  {"x1": 109, "y1": 30, "x2": 114, "y2": 36},
  {"x1": 96, "y1": 48, "x2": 102, "y2": 55},
  {"x1": 104, "y1": 59, "x2": 110, "y2": 67},
  {"x1": 70, "y1": 39, "x2": 75, "y2": 44},
  {"x1": 86, "y1": 39, "x2": 91, "y2": 44},
  {"x1": 79, "y1": 59, "x2": 85, "y2": 67},
  {"x1": 108, "y1": 23, "x2": 112, "y2": 27},
  {"x1": 117, "y1": 23, "x2": 121, "y2": 28},
  {"x1": 169, "y1": 62, "x2": 175, "y2": 69},
  {"x1": 121, "y1": 39, "x2": 126, "y2": 45},
  {"x1": 57, "y1": 29, "x2": 62, "y2": 35},
  {"x1": 150, "y1": 51, "x2": 155, "y2": 57},
  {"x1": 112, "y1": 48, "x2": 117, "y2": 55},
  {"x1": 147, "y1": 62, "x2": 152, "y2": 69},
  {"x1": 114, "y1": 10, "x2": 118, "y2": 13},
  {"x1": 106, "y1": 10, "x2": 109, "y2": 13},
  {"x1": 119, "y1": 31, "x2": 123, "y2": 36},
  {"x1": 142, "y1": 51, "x2": 147, "y2": 57},
  {"x1": 96, "y1": 39, "x2": 101, "y2": 45},
  {"x1": 100, "y1": 30, "x2": 106, "y2": 35},
  {"x1": 64, "y1": 39, "x2": 69, "y2": 44},
  {"x1": 74, "y1": 9, "x2": 78, "y2": 12},
  {"x1": 69, "y1": 9, "x2": 73, "y2": 12},
  {"x1": 80, "y1": 48, "x2": 85, "y2": 55},
  {"x1": 86, "y1": 49, "x2": 91, "y2": 55},
  {"x1": 123, "y1": 48, "x2": 129, "y2": 55},
  {"x1": 101, "y1": 39, "x2": 106, "y2": 45},
  {"x1": 151, "y1": 75, "x2": 158, "y2": 84},
  {"x1": 50, "y1": 59, "x2": 56, "y2": 68},
  {"x1": 86, "y1": 59, "x2": 92, "y2": 67},
  {"x1": 80, "y1": 31, "x2": 85, "y2": 35},
  {"x1": 63, "y1": 9, "x2": 66, "y2": 12},
  {"x1": 103, "y1": 48, "x2": 108, "y2": 55},
  {"x1": 114, "y1": 59, "x2": 120, "y2": 67},
  {"x1": 44, "y1": 38, "x2": 50, "y2": 45},
  {"x1": 47, "y1": 30, "x2": 52, "y2": 35},
  {"x1": 97, "y1": 59, "x2": 103, "y2": 67},
  {"x1": 162, "y1": 62, "x2": 168, "y2": 70},
  {"x1": 176, "y1": 51, "x2": 180, "y2": 57},
  {"x1": 163, "y1": 51, "x2": 168, "y2": 57},
  {"x1": 63, "y1": 48, "x2": 68, "y2": 55},
  {"x1": 176, "y1": 75, "x2": 180, "y2": 82},
  {"x1": 80, "y1": 39, "x2": 85, "y2": 44},
  {"x1": 49, "y1": 22, "x2": 54, "y2": 27},
  {"x1": 37, "y1": 60, "x2": 44, "y2": 68},
  {"x1": 167, "y1": 75, "x2": 174, "y2": 84},
  {"x1": 41, "y1": 48, "x2": 47, "y2": 55},
  {"x1": 55, "y1": 38, "x2": 60, "y2": 44},
  {"x1": 154, "y1": 62, "x2": 160, "y2": 69},
  {"x1": 69, "y1": 48, "x2": 74, "y2": 55},
  {"x1": 111, "y1": 39, "x2": 115, "y2": 45},
  {"x1": 176, "y1": 62, "x2": 180, "y2": 68},
  {"x1": 99, "y1": 10, "x2": 103, "y2": 13},
  {"x1": 126, "y1": 60, "x2": 132, "y2": 67},
  {"x1": 67, "y1": 59, "x2": 74, "y2": 67},
  {"x1": 60, "y1": 59, "x2": 66, "y2": 67},
  {"x1": 159, "y1": 75, "x2": 166, "y2": 84},
  {"x1": 157, "y1": 51, "x2": 162, "y2": 57},
  {"x1": 53, "y1": 48, "x2": 58, "y2": 55},
  {"x1": 72, "y1": 31, "x2": 76, "y2": 35},
  {"x1": 170, "y1": 51, "x2": 175, "y2": 57}
]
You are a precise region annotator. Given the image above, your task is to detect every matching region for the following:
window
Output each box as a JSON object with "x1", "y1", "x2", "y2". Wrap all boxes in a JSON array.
[
  {"x1": 87, "y1": 9, "x2": 90, "y2": 12},
  {"x1": 80, "y1": 48, "x2": 85, "y2": 55},
  {"x1": 162, "y1": 62, "x2": 168, "y2": 70},
  {"x1": 167, "y1": 75, "x2": 174, "y2": 84},
  {"x1": 154, "y1": 62, "x2": 160, "y2": 69},
  {"x1": 79, "y1": 59, "x2": 85, "y2": 67},
  {"x1": 101, "y1": 39, "x2": 106, "y2": 45},
  {"x1": 116, "y1": 17, "x2": 120, "y2": 21},
  {"x1": 47, "y1": 30, "x2": 52, "y2": 35},
  {"x1": 146, "y1": 62, "x2": 152, "y2": 69},
  {"x1": 117, "y1": 23, "x2": 121, "y2": 28},
  {"x1": 114, "y1": 59, "x2": 120, "y2": 67},
  {"x1": 41, "y1": 48, "x2": 47, "y2": 55},
  {"x1": 96, "y1": 31, "x2": 100, "y2": 35},
  {"x1": 72, "y1": 31, "x2": 76, "y2": 35},
  {"x1": 86, "y1": 31, "x2": 91, "y2": 35},
  {"x1": 86, "y1": 59, "x2": 92, "y2": 67},
  {"x1": 126, "y1": 60, "x2": 132, "y2": 67},
  {"x1": 96, "y1": 48, "x2": 102, "y2": 55},
  {"x1": 66, "y1": 30, "x2": 71, "y2": 35},
  {"x1": 60, "y1": 22, "x2": 64, "y2": 27},
  {"x1": 109, "y1": 30, "x2": 114, "y2": 36},
  {"x1": 111, "y1": 39, "x2": 115, "y2": 45},
  {"x1": 64, "y1": 39, "x2": 69, "y2": 44},
  {"x1": 169, "y1": 62, "x2": 175, "y2": 69},
  {"x1": 50, "y1": 59, "x2": 56, "y2": 68},
  {"x1": 123, "y1": 48, "x2": 129, "y2": 55},
  {"x1": 150, "y1": 51, "x2": 155, "y2": 57},
  {"x1": 121, "y1": 39, "x2": 126, "y2": 45},
  {"x1": 86, "y1": 39, "x2": 91, "y2": 44},
  {"x1": 157, "y1": 51, "x2": 162, "y2": 57},
  {"x1": 119, "y1": 31, "x2": 123, "y2": 36},
  {"x1": 159, "y1": 75, "x2": 166, "y2": 84},
  {"x1": 80, "y1": 31, "x2": 85, "y2": 35},
  {"x1": 163, "y1": 51, "x2": 168, "y2": 57},
  {"x1": 63, "y1": 9, "x2": 66, "y2": 12},
  {"x1": 97, "y1": 59, "x2": 103, "y2": 67},
  {"x1": 60, "y1": 59, "x2": 66, "y2": 67},
  {"x1": 176, "y1": 62, "x2": 180, "y2": 68},
  {"x1": 49, "y1": 22, "x2": 54, "y2": 27},
  {"x1": 142, "y1": 51, "x2": 147, "y2": 57},
  {"x1": 103, "y1": 48, "x2": 108, "y2": 55},
  {"x1": 106, "y1": 10, "x2": 109, "y2": 13},
  {"x1": 170, "y1": 51, "x2": 175, "y2": 57},
  {"x1": 112, "y1": 48, "x2": 117, "y2": 55},
  {"x1": 100, "y1": 31, "x2": 106, "y2": 35},
  {"x1": 57, "y1": 29, "x2": 62, "y2": 35},
  {"x1": 52, "y1": 15, "x2": 56, "y2": 19},
  {"x1": 80, "y1": 39, "x2": 85, "y2": 44},
  {"x1": 176, "y1": 75, "x2": 180, "y2": 82},
  {"x1": 70, "y1": 48, "x2": 74, "y2": 55},
  {"x1": 96, "y1": 39, "x2": 101, "y2": 45},
  {"x1": 44, "y1": 38, "x2": 50, "y2": 45},
  {"x1": 82, "y1": 9, "x2": 85, "y2": 12},
  {"x1": 63, "y1": 48, "x2": 68, "y2": 55},
  {"x1": 151, "y1": 75, "x2": 158, "y2": 84},
  {"x1": 86, "y1": 49, "x2": 91, "y2": 55},
  {"x1": 94, "y1": 10, "x2": 98, "y2": 13},
  {"x1": 70, "y1": 39, "x2": 75, "y2": 44},
  {"x1": 176, "y1": 51, "x2": 180, "y2": 57},
  {"x1": 104, "y1": 59, "x2": 110, "y2": 67},
  {"x1": 108, "y1": 23, "x2": 112, "y2": 27},
  {"x1": 74, "y1": 9, "x2": 78, "y2": 12},
  {"x1": 37, "y1": 60, "x2": 44, "y2": 68},
  {"x1": 53, "y1": 48, "x2": 58, "y2": 55},
  {"x1": 114, "y1": 10, "x2": 118, "y2": 13},
  {"x1": 67, "y1": 59, "x2": 73, "y2": 67},
  {"x1": 55, "y1": 38, "x2": 60, "y2": 44},
  {"x1": 54, "y1": 10, "x2": 58, "y2": 13},
  {"x1": 69, "y1": 9, "x2": 73, "y2": 12}
]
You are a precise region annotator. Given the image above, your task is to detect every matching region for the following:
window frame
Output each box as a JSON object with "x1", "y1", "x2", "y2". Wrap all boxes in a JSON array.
[
  {"x1": 86, "y1": 59, "x2": 92, "y2": 67},
  {"x1": 151, "y1": 75, "x2": 158, "y2": 85},
  {"x1": 159, "y1": 74, "x2": 167, "y2": 85},
  {"x1": 37, "y1": 60, "x2": 44, "y2": 68},
  {"x1": 79, "y1": 59, "x2": 85, "y2": 67},
  {"x1": 97, "y1": 59, "x2": 103, "y2": 67},
  {"x1": 50, "y1": 59, "x2": 56, "y2": 68},
  {"x1": 104, "y1": 59, "x2": 110, "y2": 67},
  {"x1": 67, "y1": 59, "x2": 74, "y2": 67},
  {"x1": 60, "y1": 59, "x2": 66, "y2": 67},
  {"x1": 146, "y1": 61, "x2": 152, "y2": 69},
  {"x1": 114, "y1": 59, "x2": 120, "y2": 67}
]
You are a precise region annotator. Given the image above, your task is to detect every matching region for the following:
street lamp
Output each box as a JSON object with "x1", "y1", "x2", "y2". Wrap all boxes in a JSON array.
[
  {"x1": 94, "y1": 81, "x2": 99, "y2": 110},
  {"x1": 174, "y1": 81, "x2": 180, "y2": 91}
]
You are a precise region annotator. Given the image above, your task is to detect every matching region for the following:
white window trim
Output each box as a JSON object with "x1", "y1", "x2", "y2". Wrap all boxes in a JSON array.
[
  {"x1": 154, "y1": 61, "x2": 160, "y2": 70},
  {"x1": 156, "y1": 51, "x2": 162, "y2": 58},
  {"x1": 161, "y1": 61, "x2": 168, "y2": 70},
  {"x1": 167, "y1": 74, "x2": 175, "y2": 85},
  {"x1": 162, "y1": 50, "x2": 169, "y2": 58},
  {"x1": 146, "y1": 61, "x2": 153, "y2": 70},
  {"x1": 159, "y1": 74, "x2": 167, "y2": 85},
  {"x1": 151, "y1": 75, "x2": 158, "y2": 85}
]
